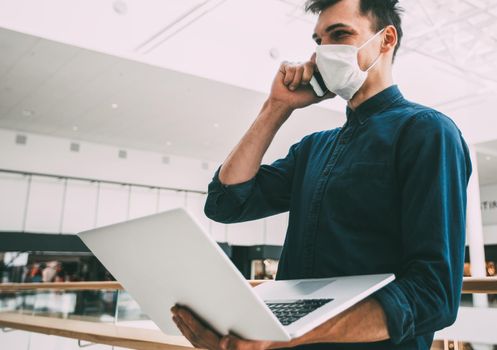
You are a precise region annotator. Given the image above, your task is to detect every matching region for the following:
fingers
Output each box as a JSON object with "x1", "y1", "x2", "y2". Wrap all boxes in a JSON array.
[
  {"x1": 301, "y1": 61, "x2": 315, "y2": 86},
  {"x1": 280, "y1": 60, "x2": 316, "y2": 92},
  {"x1": 173, "y1": 315, "x2": 203, "y2": 348},
  {"x1": 289, "y1": 65, "x2": 304, "y2": 91},
  {"x1": 281, "y1": 61, "x2": 296, "y2": 87},
  {"x1": 219, "y1": 335, "x2": 232, "y2": 350},
  {"x1": 220, "y1": 335, "x2": 245, "y2": 350},
  {"x1": 171, "y1": 305, "x2": 220, "y2": 349},
  {"x1": 171, "y1": 306, "x2": 273, "y2": 350},
  {"x1": 175, "y1": 307, "x2": 203, "y2": 335}
]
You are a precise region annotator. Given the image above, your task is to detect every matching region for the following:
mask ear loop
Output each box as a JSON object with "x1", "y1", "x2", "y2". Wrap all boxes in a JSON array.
[
  {"x1": 364, "y1": 51, "x2": 383, "y2": 72},
  {"x1": 358, "y1": 27, "x2": 386, "y2": 50},
  {"x1": 358, "y1": 28, "x2": 386, "y2": 72}
]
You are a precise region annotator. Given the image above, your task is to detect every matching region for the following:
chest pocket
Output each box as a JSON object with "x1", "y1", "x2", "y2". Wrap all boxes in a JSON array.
[{"x1": 325, "y1": 162, "x2": 395, "y2": 230}]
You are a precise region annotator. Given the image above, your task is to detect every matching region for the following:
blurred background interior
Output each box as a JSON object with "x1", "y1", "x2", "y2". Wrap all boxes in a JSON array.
[{"x1": 0, "y1": 0, "x2": 497, "y2": 349}]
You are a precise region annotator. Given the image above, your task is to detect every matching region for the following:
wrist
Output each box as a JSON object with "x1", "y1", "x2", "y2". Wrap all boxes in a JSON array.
[
  {"x1": 266, "y1": 333, "x2": 312, "y2": 349},
  {"x1": 269, "y1": 312, "x2": 342, "y2": 349},
  {"x1": 267, "y1": 340, "x2": 297, "y2": 349},
  {"x1": 263, "y1": 97, "x2": 294, "y2": 122},
  {"x1": 266, "y1": 337, "x2": 307, "y2": 349}
]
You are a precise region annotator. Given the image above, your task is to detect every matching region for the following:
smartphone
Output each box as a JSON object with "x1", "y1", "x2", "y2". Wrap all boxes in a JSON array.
[{"x1": 309, "y1": 70, "x2": 328, "y2": 97}]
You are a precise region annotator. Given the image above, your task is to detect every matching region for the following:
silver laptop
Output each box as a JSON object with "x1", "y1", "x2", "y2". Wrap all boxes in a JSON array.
[{"x1": 78, "y1": 208, "x2": 394, "y2": 341}]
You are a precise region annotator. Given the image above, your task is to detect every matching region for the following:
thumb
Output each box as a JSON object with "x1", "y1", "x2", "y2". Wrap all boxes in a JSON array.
[{"x1": 310, "y1": 52, "x2": 317, "y2": 65}]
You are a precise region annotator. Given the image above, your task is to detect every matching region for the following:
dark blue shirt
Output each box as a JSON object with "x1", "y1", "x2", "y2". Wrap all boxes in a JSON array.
[{"x1": 204, "y1": 86, "x2": 472, "y2": 350}]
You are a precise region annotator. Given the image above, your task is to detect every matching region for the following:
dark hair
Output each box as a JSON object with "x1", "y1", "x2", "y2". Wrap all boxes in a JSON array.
[{"x1": 305, "y1": 0, "x2": 403, "y2": 61}]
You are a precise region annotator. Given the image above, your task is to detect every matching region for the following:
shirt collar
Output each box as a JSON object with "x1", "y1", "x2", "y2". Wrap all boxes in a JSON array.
[{"x1": 345, "y1": 85, "x2": 404, "y2": 125}]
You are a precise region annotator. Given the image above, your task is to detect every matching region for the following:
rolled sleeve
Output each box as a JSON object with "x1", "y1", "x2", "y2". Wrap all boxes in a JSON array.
[
  {"x1": 204, "y1": 137, "x2": 307, "y2": 224},
  {"x1": 372, "y1": 112, "x2": 472, "y2": 344},
  {"x1": 373, "y1": 282, "x2": 415, "y2": 342},
  {"x1": 210, "y1": 165, "x2": 257, "y2": 206}
]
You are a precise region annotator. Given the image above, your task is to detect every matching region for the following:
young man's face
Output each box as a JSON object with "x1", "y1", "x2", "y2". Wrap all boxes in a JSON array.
[{"x1": 312, "y1": 0, "x2": 387, "y2": 71}]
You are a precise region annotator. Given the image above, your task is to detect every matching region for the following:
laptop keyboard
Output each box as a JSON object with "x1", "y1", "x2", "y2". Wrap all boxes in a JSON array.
[{"x1": 265, "y1": 299, "x2": 333, "y2": 326}]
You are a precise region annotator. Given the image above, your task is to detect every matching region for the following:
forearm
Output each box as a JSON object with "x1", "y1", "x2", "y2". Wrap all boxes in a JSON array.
[
  {"x1": 269, "y1": 298, "x2": 389, "y2": 349},
  {"x1": 219, "y1": 99, "x2": 292, "y2": 185}
]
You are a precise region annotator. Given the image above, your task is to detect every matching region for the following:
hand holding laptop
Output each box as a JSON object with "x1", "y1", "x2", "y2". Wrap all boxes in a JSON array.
[
  {"x1": 171, "y1": 304, "x2": 276, "y2": 350},
  {"x1": 78, "y1": 208, "x2": 394, "y2": 344}
]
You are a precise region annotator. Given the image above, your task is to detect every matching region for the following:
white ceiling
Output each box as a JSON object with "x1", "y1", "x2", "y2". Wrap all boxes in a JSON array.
[
  {"x1": 0, "y1": 0, "x2": 496, "y2": 114},
  {"x1": 401, "y1": 0, "x2": 497, "y2": 85},
  {"x1": 0, "y1": 27, "x2": 343, "y2": 163},
  {"x1": 0, "y1": 0, "x2": 496, "y2": 180}
]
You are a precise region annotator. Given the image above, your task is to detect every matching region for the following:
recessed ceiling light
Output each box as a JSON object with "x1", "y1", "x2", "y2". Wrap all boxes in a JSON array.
[
  {"x1": 213, "y1": 123, "x2": 220, "y2": 128},
  {"x1": 22, "y1": 109, "x2": 34, "y2": 117},
  {"x1": 113, "y1": 0, "x2": 128, "y2": 15},
  {"x1": 72, "y1": 126, "x2": 79, "y2": 132},
  {"x1": 111, "y1": 103, "x2": 119, "y2": 109},
  {"x1": 166, "y1": 141, "x2": 172, "y2": 146},
  {"x1": 118, "y1": 150, "x2": 127, "y2": 159},
  {"x1": 15, "y1": 134, "x2": 27, "y2": 145},
  {"x1": 269, "y1": 47, "x2": 280, "y2": 60},
  {"x1": 70, "y1": 142, "x2": 80, "y2": 152},
  {"x1": 486, "y1": 156, "x2": 492, "y2": 161}
]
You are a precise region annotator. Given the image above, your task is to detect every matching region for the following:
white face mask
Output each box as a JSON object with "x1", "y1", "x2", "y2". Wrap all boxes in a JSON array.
[{"x1": 315, "y1": 28, "x2": 385, "y2": 101}]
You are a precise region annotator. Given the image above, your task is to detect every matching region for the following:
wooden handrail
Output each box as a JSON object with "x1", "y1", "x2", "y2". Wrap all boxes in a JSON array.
[
  {"x1": 0, "y1": 313, "x2": 192, "y2": 350},
  {"x1": 0, "y1": 278, "x2": 496, "y2": 350},
  {"x1": 0, "y1": 281, "x2": 123, "y2": 292},
  {"x1": 0, "y1": 278, "x2": 496, "y2": 293},
  {"x1": 460, "y1": 277, "x2": 497, "y2": 294},
  {"x1": 0, "y1": 280, "x2": 266, "y2": 292}
]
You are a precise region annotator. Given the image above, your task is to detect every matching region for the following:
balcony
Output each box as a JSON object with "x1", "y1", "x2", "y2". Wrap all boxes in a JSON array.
[{"x1": 0, "y1": 278, "x2": 496, "y2": 349}]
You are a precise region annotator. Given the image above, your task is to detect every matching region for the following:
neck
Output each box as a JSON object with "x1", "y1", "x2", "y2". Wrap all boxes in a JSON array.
[{"x1": 347, "y1": 67, "x2": 393, "y2": 111}]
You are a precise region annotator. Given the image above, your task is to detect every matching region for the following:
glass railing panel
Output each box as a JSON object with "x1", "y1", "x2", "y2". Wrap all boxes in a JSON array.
[
  {"x1": 1, "y1": 289, "x2": 120, "y2": 324},
  {"x1": 115, "y1": 290, "x2": 150, "y2": 322},
  {"x1": 1, "y1": 279, "x2": 497, "y2": 350},
  {"x1": 436, "y1": 292, "x2": 497, "y2": 349}
]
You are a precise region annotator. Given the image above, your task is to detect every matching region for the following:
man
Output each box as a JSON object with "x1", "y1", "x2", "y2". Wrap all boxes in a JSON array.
[{"x1": 171, "y1": 0, "x2": 472, "y2": 349}]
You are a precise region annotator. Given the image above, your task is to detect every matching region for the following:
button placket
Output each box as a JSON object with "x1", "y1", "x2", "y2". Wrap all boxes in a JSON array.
[{"x1": 301, "y1": 124, "x2": 356, "y2": 276}]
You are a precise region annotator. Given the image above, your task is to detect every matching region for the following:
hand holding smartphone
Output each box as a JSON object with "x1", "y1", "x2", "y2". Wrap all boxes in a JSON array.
[{"x1": 309, "y1": 70, "x2": 329, "y2": 97}]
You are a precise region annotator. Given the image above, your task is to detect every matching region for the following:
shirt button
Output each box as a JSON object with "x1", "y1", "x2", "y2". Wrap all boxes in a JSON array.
[{"x1": 323, "y1": 169, "x2": 330, "y2": 176}]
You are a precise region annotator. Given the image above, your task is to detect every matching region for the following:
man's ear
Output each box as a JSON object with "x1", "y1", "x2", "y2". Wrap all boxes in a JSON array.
[{"x1": 381, "y1": 25, "x2": 397, "y2": 54}]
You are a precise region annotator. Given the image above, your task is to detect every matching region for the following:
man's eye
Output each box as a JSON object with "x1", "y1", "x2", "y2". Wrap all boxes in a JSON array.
[{"x1": 332, "y1": 30, "x2": 350, "y2": 39}]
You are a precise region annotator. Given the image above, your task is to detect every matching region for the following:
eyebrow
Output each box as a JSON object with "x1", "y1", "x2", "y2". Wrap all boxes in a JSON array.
[{"x1": 312, "y1": 23, "x2": 352, "y2": 40}]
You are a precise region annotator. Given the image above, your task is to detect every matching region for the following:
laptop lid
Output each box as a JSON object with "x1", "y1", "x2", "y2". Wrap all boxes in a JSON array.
[{"x1": 77, "y1": 208, "x2": 291, "y2": 341}]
